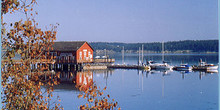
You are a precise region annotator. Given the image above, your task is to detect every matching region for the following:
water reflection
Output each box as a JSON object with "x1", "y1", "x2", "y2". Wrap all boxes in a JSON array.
[
  {"x1": 54, "y1": 69, "x2": 218, "y2": 87},
  {"x1": 51, "y1": 53, "x2": 218, "y2": 110},
  {"x1": 52, "y1": 68, "x2": 218, "y2": 105},
  {"x1": 197, "y1": 70, "x2": 218, "y2": 80},
  {"x1": 53, "y1": 70, "x2": 93, "y2": 91},
  {"x1": 54, "y1": 69, "x2": 114, "y2": 90},
  {"x1": 145, "y1": 70, "x2": 173, "y2": 76},
  {"x1": 54, "y1": 68, "x2": 218, "y2": 93},
  {"x1": 179, "y1": 70, "x2": 191, "y2": 79},
  {"x1": 50, "y1": 68, "x2": 218, "y2": 109}
]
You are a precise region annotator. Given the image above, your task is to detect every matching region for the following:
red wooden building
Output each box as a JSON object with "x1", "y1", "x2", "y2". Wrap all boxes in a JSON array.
[{"x1": 50, "y1": 41, "x2": 94, "y2": 63}]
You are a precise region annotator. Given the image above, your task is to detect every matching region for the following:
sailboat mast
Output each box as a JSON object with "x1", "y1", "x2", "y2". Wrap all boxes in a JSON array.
[
  {"x1": 142, "y1": 44, "x2": 144, "y2": 65},
  {"x1": 162, "y1": 41, "x2": 164, "y2": 62},
  {"x1": 122, "y1": 46, "x2": 124, "y2": 64},
  {"x1": 138, "y1": 47, "x2": 141, "y2": 66}
]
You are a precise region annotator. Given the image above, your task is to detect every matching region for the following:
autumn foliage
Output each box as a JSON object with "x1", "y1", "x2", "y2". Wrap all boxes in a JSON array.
[
  {"x1": 2, "y1": 0, "x2": 120, "y2": 110},
  {"x1": 1, "y1": 0, "x2": 61, "y2": 109},
  {"x1": 77, "y1": 84, "x2": 120, "y2": 110}
]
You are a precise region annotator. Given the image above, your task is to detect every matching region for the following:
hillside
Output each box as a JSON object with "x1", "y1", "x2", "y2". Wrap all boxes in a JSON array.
[{"x1": 90, "y1": 40, "x2": 218, "y2": 53}]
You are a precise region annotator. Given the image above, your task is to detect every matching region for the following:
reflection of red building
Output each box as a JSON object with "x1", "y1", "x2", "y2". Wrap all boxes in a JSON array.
[
  {"x1": 76, "y1": 71, "x2": 93, "y2": 89},
  {"x1": 50, "y1": 41, "x2": 94, "y2": 63},
  {"x1": 57, "y1": 71, "x2": 93, "y2": 90}
]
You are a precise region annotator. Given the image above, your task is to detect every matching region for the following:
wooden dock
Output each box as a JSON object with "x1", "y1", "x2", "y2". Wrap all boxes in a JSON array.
[
  {"x1": 107, "y1": 64, "x2": 150, "y2": 70},
  {"x1": 83, "y1": 65, "x2": 107, "y2": 70},
  {"x1": 2, "y1": 59, "x2": 149, "y2": 71},
  {"x1": 81, "y1": 64, "x2": 151, "y2": 70},
  {"x1": 93, "y1": 58, "x2": 115, "y2": 63}
]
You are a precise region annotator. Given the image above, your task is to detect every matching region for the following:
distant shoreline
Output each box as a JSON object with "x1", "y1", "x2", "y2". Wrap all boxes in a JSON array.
[
  {"x1": 90, "y1": 40, "x2": 218, "y2": 54},
  {"x1": 94, "y1": 51, "x2": 218, "y2": 55}
]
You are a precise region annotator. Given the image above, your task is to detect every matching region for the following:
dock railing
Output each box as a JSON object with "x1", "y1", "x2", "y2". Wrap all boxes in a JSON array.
[{"x1": 93, "y1": 58, "x2": 115, "y2": 63}]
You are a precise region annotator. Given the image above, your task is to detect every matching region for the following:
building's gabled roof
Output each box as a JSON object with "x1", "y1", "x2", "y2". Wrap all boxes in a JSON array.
[{"x1": 52, "y1": 41, "x2": 94, "y2": 52}]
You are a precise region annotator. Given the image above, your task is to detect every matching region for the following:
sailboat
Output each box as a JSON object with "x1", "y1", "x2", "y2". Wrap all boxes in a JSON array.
[
  {"x1": 136, "y1": 45, "x2": 151, "y2": 70},
  {"x1": 147, "y1": 42, "x2": 173, "y2": 70},
  {"x1": 147, "y1": 60, "x2": 173, "y2": 70}
]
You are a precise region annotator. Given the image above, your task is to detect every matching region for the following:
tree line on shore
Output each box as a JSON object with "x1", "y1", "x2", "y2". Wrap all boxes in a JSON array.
[{"x1": 90, "y1": 40, "x2": 218, "y2": 53}]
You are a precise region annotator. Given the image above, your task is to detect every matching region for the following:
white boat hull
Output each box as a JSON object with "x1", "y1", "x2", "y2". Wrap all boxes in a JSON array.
[
  {"x1": 194, "y1": 59, "x2": 218, "y2": 70},
  {"x1": 207, "y1": 65, "x2": 218, "y2": 70},
  {"x1": 193, "y1": 65, "x2": 218, "y2": 70}
]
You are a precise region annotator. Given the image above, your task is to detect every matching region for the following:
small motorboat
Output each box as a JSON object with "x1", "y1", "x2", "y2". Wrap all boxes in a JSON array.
[
  {"x1": 174, "y1": 64, "x2": 192, "y2": 71},
  {"x1": 192, "y1": 59, "x2": 218, "y2": 70}
]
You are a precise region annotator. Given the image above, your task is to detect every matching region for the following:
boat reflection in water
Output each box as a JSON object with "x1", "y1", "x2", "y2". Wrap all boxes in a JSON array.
[
  {"x1": 205, "y1": 69, "x2": 218, "y2": 73},
  {"x1": 197, "y1": 69, "x2": 219, "y2": 80},
  {"x1": 176, "y1": 69, "x2": 218, "y2": 80},
  {"x1": 50, "y1": 67, "x2": 218, "y2": 91},
  {"x1": 178, "y1": 70, "x2": 192, "y2": 79},
  {"x1": 146, "y1": 69, "x2": 173, "y2": 76},
  {"x1": 144, "y1": 68, "x2": 218, "y2": 80}
]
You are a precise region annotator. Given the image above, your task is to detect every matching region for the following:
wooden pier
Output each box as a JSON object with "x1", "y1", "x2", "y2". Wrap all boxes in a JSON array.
[
  {"x1": 93, "y1": 58, "x2": 115, "y2": 63},
  {"x1": 2, "y1": 59, "x2": 55, "y2": 64},
  {"x1": 107, "y1": 64, "x2": 150, "y2": 70},
  {"x1": 83, "y1": 65, "x2": 107, "y2": 70}
]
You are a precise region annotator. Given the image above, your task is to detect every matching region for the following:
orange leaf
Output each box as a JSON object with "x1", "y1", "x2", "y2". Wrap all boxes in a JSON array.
[{"x1": 77, "y1": 94, "x2": 83, "y2": 98}]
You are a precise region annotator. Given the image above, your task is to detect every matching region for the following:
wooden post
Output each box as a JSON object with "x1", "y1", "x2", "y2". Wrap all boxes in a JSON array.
[
  {"x1": 61, "y1": 64, "x2": 63, "y2": 71},
  {"x1": 74, "y1": 64, "x2": 76, "y2": 70},
  {"x1": 68, "y1": 64, "x2": 70, "y2": 71}
]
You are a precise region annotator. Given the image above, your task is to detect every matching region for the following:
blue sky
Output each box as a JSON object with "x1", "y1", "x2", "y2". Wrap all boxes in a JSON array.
[{"x1": 6, "y1": 0, "x2": 219, "y2": 43}]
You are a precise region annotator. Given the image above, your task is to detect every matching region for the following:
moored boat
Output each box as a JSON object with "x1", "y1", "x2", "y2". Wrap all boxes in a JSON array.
[
  {"x1": 174, "y1": 64, "x2": 192, "y2": 71},
  {"x1": 147, "y1": 61, "x2": 173, "y2": 70},
  {"x1": 147, "y1": 42, "x2": 174, "y2": 70},
  {"x1": 192, "y1": 59, "x2": 218, "y2": 70},
  {"x1": 139, "y1": 65, "x2": 151, "y2": 70}
]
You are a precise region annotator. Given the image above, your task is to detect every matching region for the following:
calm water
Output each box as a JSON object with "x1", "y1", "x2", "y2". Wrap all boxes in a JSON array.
[{"x1": 51, "y1": 53, "x2": 218, "y2": 110}]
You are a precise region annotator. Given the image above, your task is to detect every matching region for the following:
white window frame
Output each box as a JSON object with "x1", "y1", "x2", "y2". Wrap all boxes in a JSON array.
[{"x1": 79, "y1": 51, "x2": 82, "y2": 60}]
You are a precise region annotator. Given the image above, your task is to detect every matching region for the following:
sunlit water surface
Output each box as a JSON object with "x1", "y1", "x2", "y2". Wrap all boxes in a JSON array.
[{"x1": 50, "y1": 53, "x2": 218, "y2": 110}]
